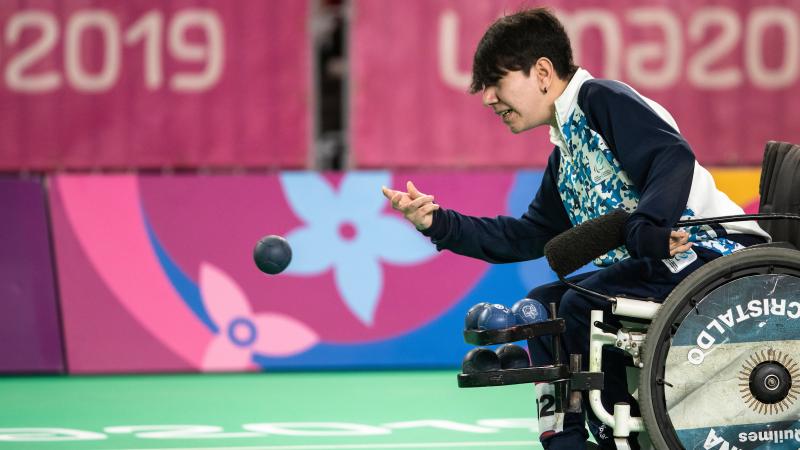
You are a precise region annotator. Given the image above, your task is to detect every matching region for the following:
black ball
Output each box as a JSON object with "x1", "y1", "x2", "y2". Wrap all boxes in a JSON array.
[
  {"x1": 496, "y1": 343, "x2": 531, "y2": 369},
  {"x1": 253, "y1": 235, "x2": 292, "y2": 275},
  {"x1": 461, "y1": 348, "x2": 501, "y2": 374}
]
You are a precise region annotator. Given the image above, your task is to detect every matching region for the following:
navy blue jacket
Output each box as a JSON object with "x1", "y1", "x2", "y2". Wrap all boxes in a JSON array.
[{"x1": 422, "y1": 69, "x2": 768, "y2": 266}]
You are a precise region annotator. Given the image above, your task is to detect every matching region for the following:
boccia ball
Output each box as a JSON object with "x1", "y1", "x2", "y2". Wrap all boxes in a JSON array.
[
  {"x1": 253, "y1": 235, "x2": 292, "y2": 275},
  {"x1": 464, "y1": 302, "x2": 491, "y2": 330},
  {"x1": 497, "y1": 343, "x2": 531, "y2": 369},
  {"x1": 476, "y1": 304, "x2": 516, "y2": 330},
  {"x1": 462, "y1": 347, "x2": 501, "y2": 374},
  {"x1": 511, "y1": 298, "x2": 549, "y2": 325}
]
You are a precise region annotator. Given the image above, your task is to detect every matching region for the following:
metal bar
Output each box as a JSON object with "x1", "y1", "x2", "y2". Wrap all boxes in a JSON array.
[
  {"x1": 567, "y1": 354, "x2": 583, "y2": 413},
  {"x1": 676, "y1": 213, "x2": 800, "y2": 227}
]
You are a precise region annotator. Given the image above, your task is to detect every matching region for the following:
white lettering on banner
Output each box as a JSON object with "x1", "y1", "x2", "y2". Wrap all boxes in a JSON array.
[
  {"x1": 124, "y1": 11, "x2": 164, "y2": 89},
  {"x1": 687, "y1": 7, "x2": 743, "y2": 90},
  {"x1": 1, "y1": 8, "x2": 225, "y2": 94},
  {"x1": 65, "y1": 11, "x2": 121, "y2": 92},
  {"x1": 561, "y1": 9, "x2": 623, "y2": 81},
  {"x1": 687, "y1": 298, "x2": 799, "y2": 365},
  {"x1": 437, "y1": 6, "x2": 800, "y2": 91},
  {"x1": 746, "y1": 7, "x2": 800, "y2": 89},
  {"x1": 0, "y1": 419, "x2": 539, "y2": 441},
  {"x1": 4, "y1": 11, "x2": 61, "y2": 92},
  {"x1": 168, "y1": 10, "x2": 224, "y2": 92},
  {"x1": 438, "y1": 10, "x2": 472, "y2": 90},
  {"x1": 625, "y1": 8, "x2": 682, "y2": 89}
]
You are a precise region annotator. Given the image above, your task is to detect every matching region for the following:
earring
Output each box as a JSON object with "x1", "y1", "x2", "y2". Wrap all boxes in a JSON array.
[{"x1": 543, "y1": 87, "x2": 548, "y2": 94}]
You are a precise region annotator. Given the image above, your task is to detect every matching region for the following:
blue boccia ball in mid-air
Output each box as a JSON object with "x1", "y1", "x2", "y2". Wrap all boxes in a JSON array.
[
  {"x1": 476, "y1": 304, "x2": 516, "y2": 330},
  {"x1": 464, "y1": 302, "x2": 491, "y2": 330},
  {"x1": 253, "y1": 235, "x2": 292, "y2": 275},
  {"x1": 511, "y1": 298, "x2": 549, "y2": 325}
]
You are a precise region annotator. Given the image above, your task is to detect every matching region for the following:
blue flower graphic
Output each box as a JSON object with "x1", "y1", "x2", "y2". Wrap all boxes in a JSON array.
[{"x1": 279, "y1": 172, "x2": 437, "y2": 325}]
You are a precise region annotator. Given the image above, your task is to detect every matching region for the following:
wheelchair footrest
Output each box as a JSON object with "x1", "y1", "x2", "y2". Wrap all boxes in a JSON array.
[
  {"x1": 569, "y1": 371, "x2": 604, "y2": 391},
  {"x1": 457, "y1": 364, "x2": 569, "y2": 388},
  {"x1": 463, "y1": 319, "x2": 566, "y2": 346}
]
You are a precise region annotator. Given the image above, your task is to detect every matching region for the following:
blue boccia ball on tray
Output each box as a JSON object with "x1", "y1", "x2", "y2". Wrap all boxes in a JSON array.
[
  {"x1": 511, "y1": 298, "x2": 549, "y2": 325},
  {"x1": 476, "y1": 303, "x2": 516, "y2": 330},
  {"x1": 464, "y1": 302, "x2": 491, "y2": 330}
]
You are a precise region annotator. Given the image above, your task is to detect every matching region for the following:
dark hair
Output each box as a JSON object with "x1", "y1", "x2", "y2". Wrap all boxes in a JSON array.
[{"x1": 470, "y1": 8, "x2": 578, "y2": 94}]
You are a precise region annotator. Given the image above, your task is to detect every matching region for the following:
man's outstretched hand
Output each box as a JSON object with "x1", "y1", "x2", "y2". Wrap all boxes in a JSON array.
[{"x1": 381, "y1": 181, "x2": 439, "y2": 231}]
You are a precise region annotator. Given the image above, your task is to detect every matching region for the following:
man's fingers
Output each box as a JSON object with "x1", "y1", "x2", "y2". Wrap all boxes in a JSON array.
[
  {"x1": 416, "y1": 203, "x2": 440, "y2": 216},
  {"x1": 669, "y1": 242, "x2": 693, "y2": 256},
  {"x1": 407, "y1": 180, "x2": 425, "y2": 199},
  {"x1": 408, "y1": 195, "x2": 435, "y2": 210},
  {"x1": 381, "y1": 186, "x2": 397, "y2": 200},
  {"x1": 390, "y1": 192, "x2": 408, "y2": 209},
  {"x1": 383, "y1": 186, "x2": 406, "y2": 200},
  {"x1": 669, "y1": 230, "x2": 690, "y2": 247},
  {"x1": 669, "y1": 237, "x2": 689, "y2": 248}
]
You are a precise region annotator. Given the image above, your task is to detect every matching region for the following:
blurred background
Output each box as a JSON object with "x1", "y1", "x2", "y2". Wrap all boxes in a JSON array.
[{"x1": 1, "y1": 0, "x2": 799, "y2": 448}]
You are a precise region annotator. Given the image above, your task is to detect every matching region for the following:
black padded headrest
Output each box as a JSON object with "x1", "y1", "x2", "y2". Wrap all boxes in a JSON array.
[{"x1": 758, "y1": 141, "x2": 800, "y2": 248}]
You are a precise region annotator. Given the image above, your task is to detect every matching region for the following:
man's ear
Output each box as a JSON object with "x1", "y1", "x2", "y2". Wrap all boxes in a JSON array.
[{"x1": 533, "y1": 57, "x2": 555, "y2": 90}]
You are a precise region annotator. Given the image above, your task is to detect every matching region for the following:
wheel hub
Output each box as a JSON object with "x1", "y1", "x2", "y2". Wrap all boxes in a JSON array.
[
  {"x1": 749, "y1": 361, "x2": 792, "y2": 404},
  {"x1": 739, "y1": 348, "x2": 800, "y2": 414}
]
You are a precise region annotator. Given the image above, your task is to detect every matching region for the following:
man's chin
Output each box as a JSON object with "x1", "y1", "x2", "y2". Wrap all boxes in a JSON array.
[{"x1": 508, "y1": 123, "x2": 531, "y2": 134}]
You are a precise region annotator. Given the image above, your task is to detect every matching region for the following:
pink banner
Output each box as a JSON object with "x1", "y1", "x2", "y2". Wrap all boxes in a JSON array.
[
  {"x1": 48, "y1": 172, "x2": 505, "y2": 373},
  {"x1": 0, "y1": 0, "x2": 309, "y2": 170},
  {"x1": 352, "y1": 0, "x2": 800, "y2": 168}
]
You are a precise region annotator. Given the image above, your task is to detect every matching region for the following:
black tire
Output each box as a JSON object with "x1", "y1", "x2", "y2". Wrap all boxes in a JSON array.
[{"x1": 638, "y1": 247, "x2": 800, "y2": 450}]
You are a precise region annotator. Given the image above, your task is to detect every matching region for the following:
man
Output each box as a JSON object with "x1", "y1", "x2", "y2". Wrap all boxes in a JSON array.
[{"x1": 381, "y1": 8, "x2": 769, "y2": 450}]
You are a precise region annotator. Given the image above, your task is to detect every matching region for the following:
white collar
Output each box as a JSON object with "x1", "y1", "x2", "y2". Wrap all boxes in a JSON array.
[
  {"x1": 549, "y1": 68, "x2": 593, "y2": 148},
  {"x1": 554, "y1": 67, "x2": 593, "y2": 127}
]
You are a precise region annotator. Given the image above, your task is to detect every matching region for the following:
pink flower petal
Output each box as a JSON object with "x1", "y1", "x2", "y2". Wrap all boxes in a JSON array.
[
  {"x1": 201, "y1": 335, "x2": 257, "y2": 371},
  {"x1": 251, "y1": 313, "x2": 319, "y2": 357},
  {"x1": 199, "y1": 262, "x2": 253, "y2": 327}
]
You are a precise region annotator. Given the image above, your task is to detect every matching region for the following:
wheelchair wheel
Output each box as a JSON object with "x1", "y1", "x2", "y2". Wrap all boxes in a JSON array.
[{"x1": 639, "y1": 247, "x2": 800, "y2": 450}]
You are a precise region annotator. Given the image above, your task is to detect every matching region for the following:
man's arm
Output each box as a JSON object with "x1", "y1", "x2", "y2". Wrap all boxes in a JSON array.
[
  {"x1": 580, "y1": 80, "x2": 695, "y2": 260},
  {"x1": 383, "y1": 150, "x2": 572, "y2": 264}
]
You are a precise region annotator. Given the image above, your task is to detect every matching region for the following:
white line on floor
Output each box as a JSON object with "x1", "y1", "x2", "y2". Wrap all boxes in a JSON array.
[{"x1": 114, "y1": 441, "x2": 538, "y2": 450}]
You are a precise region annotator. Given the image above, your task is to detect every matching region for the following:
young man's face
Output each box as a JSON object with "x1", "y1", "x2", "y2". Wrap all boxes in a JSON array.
[{"x1": 481, "y1": 69, "x2": 552, "y2": 134}]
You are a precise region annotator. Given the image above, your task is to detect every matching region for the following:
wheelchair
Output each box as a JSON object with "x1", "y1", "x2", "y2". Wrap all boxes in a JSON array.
[{"x1": 457, "y1": 141, "x2": 800, "y2": 450}]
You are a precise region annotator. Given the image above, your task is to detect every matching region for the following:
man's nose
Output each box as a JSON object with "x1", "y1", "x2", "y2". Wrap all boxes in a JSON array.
[{"x1": 482, "y1": 86, "x2": 498, "y2": 106}]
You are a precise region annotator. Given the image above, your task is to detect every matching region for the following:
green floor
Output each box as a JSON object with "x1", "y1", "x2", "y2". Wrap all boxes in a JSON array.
[{"x1": 0, "y1": 371, "x2": 545, "y2": 450}]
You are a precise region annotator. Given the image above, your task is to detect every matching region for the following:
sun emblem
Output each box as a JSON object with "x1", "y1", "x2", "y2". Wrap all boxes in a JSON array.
[{"x1": 738, "y1": 348, "x2": 800, "y2": 415}]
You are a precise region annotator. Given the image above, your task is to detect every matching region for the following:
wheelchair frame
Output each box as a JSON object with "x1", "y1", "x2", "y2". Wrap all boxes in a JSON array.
[{"x1": 457, "y1": 213, "x2": 800, "y2": 450}]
